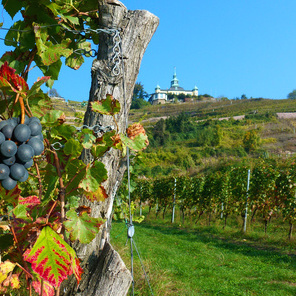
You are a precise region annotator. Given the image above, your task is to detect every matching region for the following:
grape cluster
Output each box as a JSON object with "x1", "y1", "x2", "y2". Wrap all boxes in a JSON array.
[{"x1": 0, "y1": 115, "x2": 44, "y2": 190}]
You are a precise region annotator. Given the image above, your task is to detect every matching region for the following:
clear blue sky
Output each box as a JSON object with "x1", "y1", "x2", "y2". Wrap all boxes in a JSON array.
[{"x1": 1, "y1": 0, "x2": 296, "y2": 101}]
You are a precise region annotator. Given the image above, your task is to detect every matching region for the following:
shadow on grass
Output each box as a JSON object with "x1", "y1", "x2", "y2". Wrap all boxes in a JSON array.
[{"x1": 134, "y1": 220, "x2": 296, "y2": 270}]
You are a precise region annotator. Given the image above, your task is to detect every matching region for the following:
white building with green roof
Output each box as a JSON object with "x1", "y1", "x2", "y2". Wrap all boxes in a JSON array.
[{"x1": 150, "y1": 69, "x2": 198, "y2": 105}]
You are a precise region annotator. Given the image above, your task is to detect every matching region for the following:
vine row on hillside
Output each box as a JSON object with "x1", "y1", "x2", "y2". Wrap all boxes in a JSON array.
[{"x1": 122, "y1": 158, "x2": 296, "y2": 239}]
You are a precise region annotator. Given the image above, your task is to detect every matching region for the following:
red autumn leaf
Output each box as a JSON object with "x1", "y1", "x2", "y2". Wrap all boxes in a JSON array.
[
  {"x1": 0, "y1": 61, "x2": 28, "y2": 92},
  {"x1": 19, "y1": 196, "x2": 41, "y2": 209}
]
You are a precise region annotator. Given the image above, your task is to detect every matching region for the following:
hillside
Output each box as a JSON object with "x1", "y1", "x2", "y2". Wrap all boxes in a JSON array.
[{"x1": 52, "y1": 97, "x2": 296, "y2": 177}]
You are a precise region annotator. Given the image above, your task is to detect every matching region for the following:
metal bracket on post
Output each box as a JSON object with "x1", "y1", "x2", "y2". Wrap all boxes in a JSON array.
[{"x1": 127, "y1": 224, "x2": 135, "y2": 239}]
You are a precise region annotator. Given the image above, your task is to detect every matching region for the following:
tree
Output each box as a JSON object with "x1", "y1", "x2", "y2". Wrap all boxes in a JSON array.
[
  {"x1": 287, "y1": 89, "x2": 296, "y2": 100},
  {"x1": 131, "y1": 82, "x2": 149, "y2": 109},
  {"x1": 132, "y1": 82, "x2": 148, "y2": 101},
  {"x1": 48, "y1": 88, "x2": 61, "y2": 97}
]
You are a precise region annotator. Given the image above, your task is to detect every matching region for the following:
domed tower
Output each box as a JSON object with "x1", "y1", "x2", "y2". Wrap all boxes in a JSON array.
[
  {"x1": 155, "y1": 84, "x2": 161, "y2": 93},
  {"x1": 192, "y1": 85, "x2": 198, "y2": 96},
  {"x1": 171, "y1": 67, "x2": 179, "y2": 90}
]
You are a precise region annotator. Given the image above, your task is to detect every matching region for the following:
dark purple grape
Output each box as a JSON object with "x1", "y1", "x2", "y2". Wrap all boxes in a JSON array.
[
  {"x1": 0, "y1": 164, "x2": 10, "y2": 180},
  {"x1": 0, "y1": 132, "x2": 5, "y2": 145},
  {"x1": 1, "y1": 177, "x2": 17, "y2": 190},
  {"x1": 10, "y1": 163, "x2": 26, "y2": 181},
  {"x1": 23, "y1": 159, "x2": 34, "y2": 169},
  {"x1": 0, "y1": 121, "x2": 8, "y2": 130},
  {"x1": 7, "y1": 118, "x2": 17, "y2": 128},
  {"x1": 19, "y1": 169, "x2": 29, "y2": 182},
  {"x1": 27, "y1": 138, "x2": 44, "y2": 156},
  {"x1": 2, "y1": 155, "x2": 16, "y2": 166},
  {"x1": 16, "y1": 144, "x2": 34, "y2": 163},
  {"x1": 28, "y1": 121, "x2": 42, "y2": 136},
  {"x1": 13, "y1": 124, "x2": 31, "y2": 143},
  {"x1": 29, "y1": 117, "x2": 40, "y2": 124},
  {"x1": 1, "y1": 141, "x2": 17, "y2": 157},
  {"x1": 17, "y1": 115, "x2": 29, "y2": 125},
  {"x1": 30, "y1": 133, "x2": 43, "y2": 141},
  {"x1": 1, "y1": 124, "x2": 14, "y2": 139}
]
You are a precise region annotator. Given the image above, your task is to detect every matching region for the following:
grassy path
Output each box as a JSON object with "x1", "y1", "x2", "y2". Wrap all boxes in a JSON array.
[{"x1": 111, "y1": 220, "x2": 296, "y2": 295}]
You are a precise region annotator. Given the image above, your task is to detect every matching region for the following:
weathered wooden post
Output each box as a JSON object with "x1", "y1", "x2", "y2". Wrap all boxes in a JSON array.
[{"x1": 61, "y1": 1, "x2": 159, "y2": 295}]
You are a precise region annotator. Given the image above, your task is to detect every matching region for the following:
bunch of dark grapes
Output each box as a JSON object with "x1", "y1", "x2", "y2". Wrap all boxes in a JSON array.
[{"x1": 0, "y1": 115, "x2": 44, "y2": 190}]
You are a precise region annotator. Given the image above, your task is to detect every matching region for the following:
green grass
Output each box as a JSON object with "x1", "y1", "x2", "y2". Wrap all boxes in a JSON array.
[{"x1": 111, "y1": 210, "x2": 296, "y2": 295}]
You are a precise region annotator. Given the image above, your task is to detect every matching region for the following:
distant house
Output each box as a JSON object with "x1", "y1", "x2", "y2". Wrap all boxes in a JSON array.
[{"x1": 150, "y1": 69, "x2": 198, "y2": 105}]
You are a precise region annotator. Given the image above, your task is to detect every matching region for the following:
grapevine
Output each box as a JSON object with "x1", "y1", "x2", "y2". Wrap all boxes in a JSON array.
[{"x1": 0, "y1": 1, "x2": 149, "y2": 295}]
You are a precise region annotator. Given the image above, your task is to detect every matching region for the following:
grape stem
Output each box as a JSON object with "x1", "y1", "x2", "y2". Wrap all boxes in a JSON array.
[
  {"x1": 34, "y1": 161, "x2": 43, "y2": 200},
  {"x1": 19, "y1": 96, "x2": 26, "y2": 124},
  {"x1": 14, "y1": 93, "x2": 26, "y2": 124}
]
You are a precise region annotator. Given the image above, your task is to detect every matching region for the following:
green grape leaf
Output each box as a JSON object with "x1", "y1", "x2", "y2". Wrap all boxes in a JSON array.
[
  {"x1": 37, "y1": 59, "x2": 62, "y2": 82},
  {"x1": 41, "y1": 110, "x2": 64, "y2": 125},
  {"x1": 79, "y1": 161, "x2": 108, "y2": 193},
  {"x1": 51, "y1": 125, "x2": 76, "y2": 140},
  {"x1": 65, "y1": 159, "x2": 86, "y2": 195},
  {"x1": 5, "y1": 21, "x2": 24, "y2": 47},
  {"x1": 82, "y1": 133, "x2": 96, "y2": 149},
  {"x1": 64, "y1": 210, "x2": 104, "y2": 244},
  {"x1": 13, "y1": 204, "x2": 29, "y2": 221},
  {"x1": 120, "y1": 133, "x2": 149, "y2": 151},
  {"x1": 34, "y1": 24, "x2": 73, "y2": 66},
  {"x1": 2, "y1": 0, "x2": 23, "y2": 18},
  {"x1": 91, "y1": 144, "x2": 109, "y2": 159},
  {"x1": 64, "y1": 139, "x2": 83, "y2": 158},
  {"x1": 65, "y1": 196, "x2": 80, "y2": 210},
  {"x1": 91, "y1": 94, "x2": 121, "y2": 115},
  {"x1": 63, "y1": 15, "x2": 80, "y2": 25},
  {"x1": 44, "y1": 175, "x2": 59, "y2": 201},
  {"x1": 65, "y1": 54, "x2": 84, "y2": 70},
  {"x1": 23, "y1": 226, "x2": 83, "y2": 288}
]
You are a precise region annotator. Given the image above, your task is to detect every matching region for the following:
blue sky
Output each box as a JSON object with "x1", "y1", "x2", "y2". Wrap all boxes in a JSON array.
[{"x1": 1, "y1": 0, "x2": 296, "y2": 101}]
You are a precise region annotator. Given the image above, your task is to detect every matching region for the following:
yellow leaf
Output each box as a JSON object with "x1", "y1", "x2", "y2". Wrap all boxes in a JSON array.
[
  {"x1": 0, "y1": 261, "x2": 15, "y2": 284},
  {"x1": 10, "y1": 274, "x2": 20, "y2": 289}
]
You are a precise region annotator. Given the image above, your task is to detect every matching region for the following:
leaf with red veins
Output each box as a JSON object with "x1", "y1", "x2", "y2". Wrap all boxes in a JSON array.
[
  {"x1": 24, "y1": 226, "x2": 83, "y2": 288},
  {"x1": 19, "y1": 196, "x2": 40, "y2": 209},
  {"x1": 0, "y1": 185, "x2": 21, "y2": 206},
  {"x1": 32, "y1": 279, "x2": 55, "y2": 296}
]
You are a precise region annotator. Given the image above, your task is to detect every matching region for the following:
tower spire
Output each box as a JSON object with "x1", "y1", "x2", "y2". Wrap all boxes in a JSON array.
[{"x1": 171, "y1": 67, "x2": 179, "y2": 89}]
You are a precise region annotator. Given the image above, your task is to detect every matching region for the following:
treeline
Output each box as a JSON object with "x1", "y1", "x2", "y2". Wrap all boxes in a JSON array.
[{"x1": 128, "y1": 158, "x2": 296, "y2": 239}]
